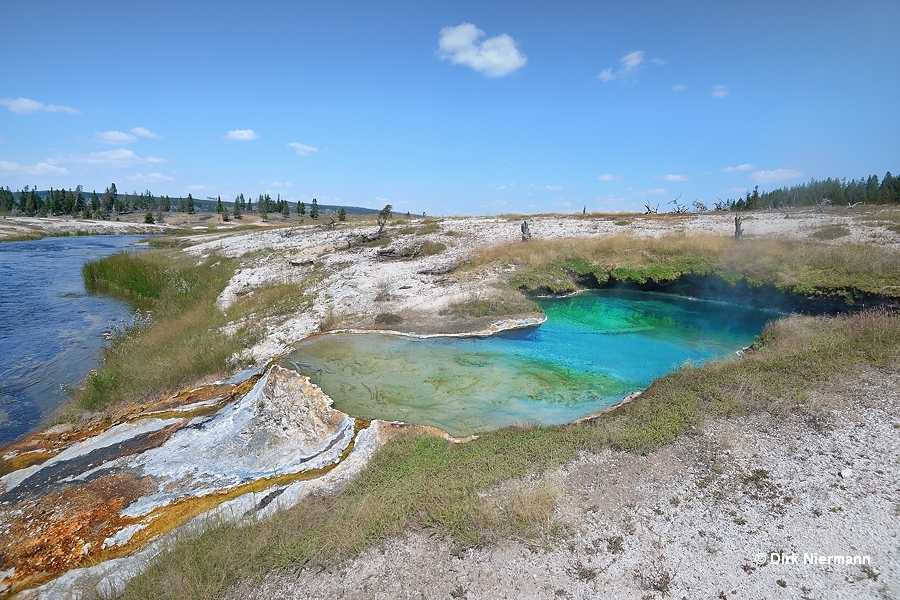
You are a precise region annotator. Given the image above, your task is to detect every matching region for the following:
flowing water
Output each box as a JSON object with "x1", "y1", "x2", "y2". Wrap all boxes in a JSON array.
[
  {"x1": 0, "y1": 235, "x2": 149, "y2": 446},
  {"x1": 283, "y1": 290, "x2": 781, "y2": 437}
]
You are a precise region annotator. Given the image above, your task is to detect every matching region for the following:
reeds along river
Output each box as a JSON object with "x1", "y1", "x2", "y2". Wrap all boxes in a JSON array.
[
  {"x1": 0, "y1": 235, "x2": 148, "y2": 446},
  {"x1": 283, "y1": 289, "x2": 783, "y2": 437}
]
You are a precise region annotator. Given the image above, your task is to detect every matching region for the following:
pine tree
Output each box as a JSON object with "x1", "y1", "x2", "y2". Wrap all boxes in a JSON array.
[
  {"x1": 233, "y1": 195, "x2": 242, "y2": 219},
  {"x1": 297, "y1": 201, "x2": 306, "y2": 216},
  {"x1": 186, "y1": 193, "x2": 195, "y2": 214},
  {"x1": 337, "y1": 207, "x2": 347, "y2": 221},
  {"x1": 216, "y1": 195, "x2": 223, "y2": 213},
  {"x1": 310, "y1": 198, "x2": 319, "y2": 219}
]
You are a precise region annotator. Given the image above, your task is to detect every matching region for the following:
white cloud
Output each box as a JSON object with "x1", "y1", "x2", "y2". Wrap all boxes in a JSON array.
[
  {"x1": 598, "y1": 50, "x2": 663, "y2": 82},
  {"x1": 0, "y1": 160, "x2": 70, "y2": 176},
  {"x1": 597, "y1": 173, "x2": 619, "y2": 182},
  {"x1": 722, "y1": 163, "x2": 755, "y2": 173},
  {"x1": 727, "y1": 187, "x2": 748, "y2": 195},
  {"x1": 225, "y1": 129, "x2": 259, "y2": 141},
  {"x1": 94, "y1": 130, "x2": 137, "y2": 145},
  {"x1": 672, "y1": 84, "x2": 686, "y2": 92},
  {"x1": 287, "y1": 142, "x2": 319, "y2": 156},
  {"x1": 131, "y1": 127, "x2": 161, "y2": 139},
  {"x1": 712, "y1": 84, "x2": 730, "y2": 99},
  {"x1": 662, "y1": 174, "x2": 690, "y2": 182},
  {"x1": 438, "y1": 23, "x2": 527, "y2": 78},
  {"x1": 489, "y1": 182, "x2": 516, "y2": 190},
  {"x1": 636, "y1": 188, "x2": 667, "y2": 196},
  {"x1": 59, "y1": 148, "x2": 166, "y2": 168},
  {"x1": 0, "y1": 97, "x2": 80, "y2": 115},
  {"x1": 751, "y1": 169, "x2": 803, "y2": 184},
  {"x1": 545, "y1": 184, "x2": 564, "y2": 191},
  {"x1": 126, "y1": 172, "x2": 175, "y2": 184}
]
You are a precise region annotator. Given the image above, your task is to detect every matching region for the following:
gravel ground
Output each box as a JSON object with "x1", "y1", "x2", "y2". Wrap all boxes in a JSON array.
[{"x1": 227, "y1": 366, "x2": 899, "y2": 600}]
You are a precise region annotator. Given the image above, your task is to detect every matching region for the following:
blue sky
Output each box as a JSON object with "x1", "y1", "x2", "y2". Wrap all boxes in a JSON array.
[{"x1": 2, "y1": 1, "x2": 898, "y2": 215}]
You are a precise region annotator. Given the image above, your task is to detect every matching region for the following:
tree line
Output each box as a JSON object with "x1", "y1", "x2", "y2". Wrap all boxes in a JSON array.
[
  {"x1": 0, "y1": 183, "x2": 349, "y2": 222},
  {"x1": 714, "y1": 170, "x2": 899, "y2": 211},
  {"x1": 0, "y1": 183, "x2": 197, "y2": 219}
]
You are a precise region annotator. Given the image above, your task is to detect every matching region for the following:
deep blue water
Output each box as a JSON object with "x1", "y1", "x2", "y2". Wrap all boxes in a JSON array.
[
  {"x1": 0, "y1": 235, "x2": 148, "y2": 446},
  {"x1": 283, "y1": 290, "x2": 782, "y2": 436}
]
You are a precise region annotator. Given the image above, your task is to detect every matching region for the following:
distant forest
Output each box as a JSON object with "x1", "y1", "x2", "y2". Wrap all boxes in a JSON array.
[
  {"x1": 1, "y1": 171, "x2": 898, "y2": 217},
  {"x1": 0, "y1": 183, "x2": 379, "y2": 219},
  {"x1": 719, "y1": 170, "x2": 899, "y2": 211}
]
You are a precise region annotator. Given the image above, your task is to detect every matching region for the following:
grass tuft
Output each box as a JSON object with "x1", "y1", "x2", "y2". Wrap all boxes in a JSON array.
[{"x1": 118, "y1": 308, "x2": 900, "y2": 599}]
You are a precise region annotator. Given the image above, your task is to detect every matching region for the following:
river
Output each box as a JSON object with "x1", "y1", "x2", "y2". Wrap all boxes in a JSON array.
[{"x1": 0, "y1": 235, "x2": 149, "y2": 446}]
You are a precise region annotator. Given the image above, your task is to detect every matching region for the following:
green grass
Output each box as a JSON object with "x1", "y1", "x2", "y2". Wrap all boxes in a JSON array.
[
  {"x1": 402, "y1": 240, "x2": 446, "y2": 257},
  {"x1": 67, "y1": 251, "x2": 314, "y2": 415},
  {"x1": 443, "y1": 288, "x2": 542, "y2": 318},
  {"x1": 474, "y1": 234, "x2": 900, "y2": 302},
  {"x1": 810, "y1": 224, "x2": 851, "y2": 240},
  {"x1": 119, "y1": 307, "x2": 900, "y2": 600}
]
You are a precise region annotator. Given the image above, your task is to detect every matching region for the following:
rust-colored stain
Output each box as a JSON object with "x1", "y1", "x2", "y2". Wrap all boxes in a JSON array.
[
  {"x1": 0, "y1": 375, "x2": 261, "y2": 478},
  {"x1": 0, "y1": 472, "x2": 152, "y2": 595},
  {"x1": 0, "y1": 371, "x2": 363, "y2": 599}
]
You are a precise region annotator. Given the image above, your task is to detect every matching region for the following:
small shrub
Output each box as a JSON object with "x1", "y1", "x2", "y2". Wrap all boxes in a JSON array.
[
  {"x1": 374, "y1": 312, "x2": 403, "y2": 326},
  {"x1": 402, "y1": 240, "x2": 446, "y2": 258},
  {"x1": 417, "y1": 221, "x2": 441, "y2": 235},
  {"x1": 810, "y1": 224, "x2": 850, "y2": 240}
]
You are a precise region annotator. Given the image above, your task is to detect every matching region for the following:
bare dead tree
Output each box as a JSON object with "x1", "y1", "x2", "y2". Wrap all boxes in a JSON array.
[
  {"x1": 734, "y1": 215, "x2": 744, "y2": 239},
  {"x1": 816, "y1": 198, "x2": 831, "y2": 213},
  {"x1": 668, "y1": 193, "x2": 687, "y2": 214},
  {"x1": 644, "y1": 202, "x2": 659, "y2": 215},
  {"x1": 521, "y1": 220, "x2": 532, "y2": 241}
]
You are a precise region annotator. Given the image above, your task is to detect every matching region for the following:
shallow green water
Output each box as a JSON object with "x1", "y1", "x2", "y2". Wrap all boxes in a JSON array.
[{"x1": 282, "y1": 290, "x2": 781, "y2": 436}]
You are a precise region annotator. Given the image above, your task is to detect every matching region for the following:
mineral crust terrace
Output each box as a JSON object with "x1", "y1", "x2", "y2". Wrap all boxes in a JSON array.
[{"x1": 0, "y1": 365, "x2": 441, "y2": 599}]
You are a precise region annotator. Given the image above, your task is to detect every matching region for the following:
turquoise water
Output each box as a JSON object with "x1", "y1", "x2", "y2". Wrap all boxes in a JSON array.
[{"x1": 282, "y1": 290, "x2": 781, "y2": 436}]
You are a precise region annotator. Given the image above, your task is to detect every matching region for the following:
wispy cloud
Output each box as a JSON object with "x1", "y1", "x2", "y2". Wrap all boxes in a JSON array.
[
  {"x1": 661, "y1": 174, "x2": 690, "y2": 182},
  {"x1": 58, "y1": 148, "x2": 166, "y2": 167},
  {"x1": 598, "y1": 50, "x2": 665, "y2": 82},
  {"x1": 671, "y1": 84, "x2": 686, "y2": 92},
  {"x1": 712, "y1": 84, "x2": 730, "y2": 99},
  {"x1": 545, "y1": 184, "x2": 564, "y2": 191},
  {"x1": 597, "y1": 173, "x2": 619, "y2": 182},
  {"x1": 0, "y1": 160, "x2": 70, "y2": 176},
  {"x1": 126, "y1": 172, "x2": 174, "y2": 184},
  {"x1": 438, "y1": 22, "x2": 527, "y2": 78},
  {"x1": 94, "y1": 130, "x2": 137, "y2": 145},
  {"x1": 287, "y1": 142, "x2": 319, "y2": 156},
  {"x1": 635, "y1": 188, "x2": 667, "y2": 196},
  {"x1": 260, "y1": 180, "x2": 293, "y2": 187},
  {"x1": 489, "y1": 182, "x2": 516, "y2": 190},
  {"x1": 599, "y1": 50, "x2": 643, "y2": 82},
  {"x1": 131, "y1": 127, "x2": 161, "y2": 139},
  {"x1": 722, "y1": 163, "x2": 755, "y2": 173},
  {"x1": 0, "y1": 97, "x2": 80, "y2": 115},
  {"x1": 751, "y1": 169, "x2": 803, "y2": 184},
  {"x1": 225, "y1": 129, "x2": 259, "y2": 141}
]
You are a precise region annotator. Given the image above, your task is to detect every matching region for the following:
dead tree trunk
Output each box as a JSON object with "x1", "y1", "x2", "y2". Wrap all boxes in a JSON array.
[
  {"x1": 734, "y1": 215, "x2": 743, "y2": 239},
  {"x1": 521, "y1": 220, "x2": 531, "y2": 241}
]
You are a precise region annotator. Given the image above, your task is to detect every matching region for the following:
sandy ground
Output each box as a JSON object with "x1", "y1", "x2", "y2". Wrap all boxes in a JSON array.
[
  {"x1": 202, "y1": 209, "x2": 897, "y2": 600},
  {"x1": 183, "y1": 208, "x2": 900, "y2": 367},
  {"x1": 5, "y1": 208, "x2": 900, "y2": 599},
  {"x1": 227, "y1": 367, "x2": 899, "y2": 600}
]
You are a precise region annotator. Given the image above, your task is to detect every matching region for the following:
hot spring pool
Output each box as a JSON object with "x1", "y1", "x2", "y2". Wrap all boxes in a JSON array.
[{"x1": 282, "y1": 289, "x2": 781, "y2": 437}]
